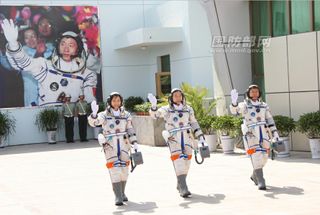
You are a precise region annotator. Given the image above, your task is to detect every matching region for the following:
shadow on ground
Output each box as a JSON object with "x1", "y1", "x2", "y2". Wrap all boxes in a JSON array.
[
  {"x1": 112, "y1": 201, "x2": 158, "y2": 215},
  {"x1": 179, "y1": 193, "x2": 225, "y2": 209},
  {"x1": 264, "y1": 186, "x2": 304, "y2": 199}
]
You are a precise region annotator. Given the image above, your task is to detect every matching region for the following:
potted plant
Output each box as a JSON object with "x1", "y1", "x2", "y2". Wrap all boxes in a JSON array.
[
  {"x1": 124, "y1": 96, "x2": 144, "y2": 112},
  {"x1": 134, "y1": 102, "x2": 151, "y2": 116},
  {"x1": 181, "y1": 83, "x2": 218, "y2": 152},
  {"x1": 0, "y1": 111, "x2": 16, "y2": 148},
  {"x1": 297, "y1": 111, "x2": 320, "y2": 159},
  {"x1": 273, "y1": 115, "x2": 296, "y2": 158},
  {"x1": 198, "y1": 115, "x2": 218, "y2": 152},
  {"x1": 35, "y1": 108, "x2": 60, "y2": 144},
  {"x1": 212, "y1": 115, "x2": 241, "y2": 154}
]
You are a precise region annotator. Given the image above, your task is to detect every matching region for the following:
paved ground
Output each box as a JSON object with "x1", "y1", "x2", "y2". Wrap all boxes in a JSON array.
[{"x1": 0, "y1": 141, "x2": 319, "y2": 215}]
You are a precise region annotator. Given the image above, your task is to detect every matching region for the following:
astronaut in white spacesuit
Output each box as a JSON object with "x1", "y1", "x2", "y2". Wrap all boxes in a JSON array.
[
  {"x1": 148, "y1": 88, "x2": 208, "y2": 198},
  {"x1": 88, "y1": 92, "x2": 139, "y2": 206},
  {"x1": 230, "y1": 85, "x2": 279, "y2": 190},
  {"x1": 1, "y1": 19, "x2": 97, "y2": 106}
]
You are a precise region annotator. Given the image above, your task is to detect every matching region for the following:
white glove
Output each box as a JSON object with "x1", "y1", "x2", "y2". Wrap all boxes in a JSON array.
[
  {"x1": 198, "y1": 136, "x2": 208, "y2": 147},
  {"x1": 231, "y1": 89, "x2": 238, "y2": 105},
  {"x1": 272, "y1": 131, "x2": 280, "y2": 142},
  {"x1": 91, "y1": 100, "x2": 99, "y2": 117},
  {"x1": 133, "y1": 142, "x2": 139, "y2": 151},
  {"x1": 147, "y1": 93, "x2": 157, "y2": 108},
  {"x1": 162, "y1": 130, "x2": 170, "y2": 143},
  {"x1": 1, "y1": 19, "x2": 19, "y2": 50},
  {"x1": 97, "y1": 133, "x2": 106, "y2": 146}
]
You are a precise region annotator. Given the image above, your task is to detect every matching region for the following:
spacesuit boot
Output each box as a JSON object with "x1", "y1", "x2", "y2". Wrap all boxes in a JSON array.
[
  {"x1": 250, "y1": 170, "x2": 258, "y2": 186},
  {"x1": 177, "y1": 174, "x2": 191, "y2": 198},
  {"x1": 255, "y1": 168, "x2": 266, "y2": 190},
  {"x1": 112, "y1": 182, "x2": 124, "y2": 206}
]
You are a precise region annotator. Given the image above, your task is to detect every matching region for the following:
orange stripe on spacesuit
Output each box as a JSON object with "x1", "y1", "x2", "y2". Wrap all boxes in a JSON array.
[
  {"x1": 247, "y1": 148, "x2": 270, "y2": 155},
  {"x1": 170, "y1": 154, "x2": 192, "y2": 161},
  {"x1": 247, "y1": 148, "x2": 256, "y2": 155},
  {"x1": 106, "y1": 161, "x2": 130, "y2": 169}
]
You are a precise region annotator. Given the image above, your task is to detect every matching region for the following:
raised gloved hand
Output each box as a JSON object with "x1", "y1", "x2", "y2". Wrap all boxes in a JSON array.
[
  {"x1": 230, "y1": 89, "x2": 238, "y2": 105},
  {"x1": 198, "y1": 136, "x2": 208, "y2": 148},
  {"x1": 147, "y1": 93, "x2": 157, "y2": 109},
  {"x1": 133, "y1": 142, "x2": 139, "y2": 152},
  {"x1": 272, "y1": 131, "x2": 280, "y2": 142},
  {"x1": 91, "y1": 100, "x2": 99, "y2": 117},
  {"x1": 97, "y1": 133, "x2": 106, "y2": 146},
  {"x1": 1, "y1": 19, "x2": 19, "y2": 50}
]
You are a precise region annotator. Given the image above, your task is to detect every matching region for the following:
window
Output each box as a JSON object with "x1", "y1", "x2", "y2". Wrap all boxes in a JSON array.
[
  {"x1": 250, "y1": 1, "x2": 271, "y2": 99},
  {"x1": 315, "y1": 0, "x2": 320, "y2": 30},
  {"x1": 291, "y1": 0, "x2": 312, "y2": 34},
  {"x1": 251, "y1": 1, "x2": 271, "y2": 37},
  {"x1": 272, "y1": 1, "x2": 289, "y2": 36},
  {"x1": 156, "y1": 55, "x2": 171, "y2": 96}
]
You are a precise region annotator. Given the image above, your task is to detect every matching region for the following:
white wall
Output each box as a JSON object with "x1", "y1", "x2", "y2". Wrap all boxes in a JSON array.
[
  {"x1": 264, "y1": 32, "x2": 320, "y2": 151},
  {"x1": 201, "y1": 0, "x2": 252, "y2": 96}
]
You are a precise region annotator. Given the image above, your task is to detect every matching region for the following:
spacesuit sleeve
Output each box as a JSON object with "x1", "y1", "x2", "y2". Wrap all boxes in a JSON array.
[
  {"x1": 230, "y1": 102, "x2": 246, "y2": 116},
  {"x1": 188, "y1": 106, "x2": 204, "y2": 139},
  {"x1": 149, "y1": 106, "x2": 168, "y2": 119},
  {"x1": 6, "y1": 43, "x2": 48, "y2": 82},
  {"x1": 88, "y1": 111, "x2": 105, "y2": 127},
  {"x1": 265, "y1": 104, "x2": 278, "y2": 135},
  {"x1": 125, "y1": 112, "x2": 138, "y2": 144},
  {"x1": 86, "y1": 53, "x2": 101, "y2": 73},
  {"x1": 82, "y1": 68, "x2": 97, "y2": 103}
]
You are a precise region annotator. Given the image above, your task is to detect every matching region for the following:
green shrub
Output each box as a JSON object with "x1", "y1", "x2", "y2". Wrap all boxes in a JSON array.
[
  {"x1": 35, "y1": 108, "x2": 61, "y2": 131},
  {"x1": 198, "y1": 115, "x2": 217, "y2": 135},
  {"x1": 273, "y1": 115, "x2": 296, "y2": 137},
  {"x1": 134, "y1": 102, "x2": 152, "y2": 113},
  {"x1": 212, "y1": 115, "x2": 241, "y2": 137},
  {"x1": 297, "y1": 111, "x2": 320, "y2": 139},
  {"x1": 0, "y1": 111, "x2": 16, "y2": 140},
  {"x1": 180, "y1": 82, "x2": 217, "y2": 120},
  {"x1": 124, "y1": 96, "x2": 144, "y2": 112}
]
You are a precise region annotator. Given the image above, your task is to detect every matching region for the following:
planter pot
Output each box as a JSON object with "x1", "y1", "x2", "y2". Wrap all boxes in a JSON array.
[
  {"x1": 277, "y1": 136, "x2": 290, "y2": 158},
  {"x1": 135, "y1": 112, "x2": 150, "y2": 116},
  {"x1": 309, "y1": 138, "x2": 320, "y2": 159},
  {"x1": 204, "y1": 134, "x2": 217, "y2": 152},
  {"x1": 220, "y1": 135, "x2": 235, "y2": 154},
  {"x1": 47, "y1": 129, "x2": 57, "y2": 144},
  {"x1": 93, "y1": 126, "x2": 102, "y2": 139},
  {"x1": 0, "y1": 136, "x2": 5, "y2": 148}
]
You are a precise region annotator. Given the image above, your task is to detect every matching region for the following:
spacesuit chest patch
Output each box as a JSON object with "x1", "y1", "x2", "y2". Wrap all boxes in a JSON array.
[{"x1": 50, "y1": 82, "x2": 59, "y2": 91}]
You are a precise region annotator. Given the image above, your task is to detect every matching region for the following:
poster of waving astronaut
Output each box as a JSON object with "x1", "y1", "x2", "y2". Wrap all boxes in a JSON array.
[{"x1": 0, "y1": 5, "x2": 102, "y2": 108}]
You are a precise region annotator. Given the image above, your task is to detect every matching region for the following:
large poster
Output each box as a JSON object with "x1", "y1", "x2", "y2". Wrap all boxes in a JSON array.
[{"x1": 0, "y1": 6, "x2": 102, "y2": 108}]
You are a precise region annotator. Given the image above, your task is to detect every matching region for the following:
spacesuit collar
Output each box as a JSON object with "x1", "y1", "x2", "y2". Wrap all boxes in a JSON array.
[
  {"x1": 112, "y1": 108, "x2": 120, "y2": 117},
  {"x1": 51, "y1": 54, "x2": 86, "y2": 74},
  {"x1": 173, "y1": 103, "x2": 184, "y2": 111},
  {"x1": 247, "y1": 99, "x2": 261, "y2": 106}
]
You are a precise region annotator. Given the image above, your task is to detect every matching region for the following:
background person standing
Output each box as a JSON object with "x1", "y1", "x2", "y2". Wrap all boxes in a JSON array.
[
  {"x1": 76, "y1": 94, "x2": 88, "y2": 142},
  {"x1": 62, "y1": 94, "x2": 75, "y2": 143}
]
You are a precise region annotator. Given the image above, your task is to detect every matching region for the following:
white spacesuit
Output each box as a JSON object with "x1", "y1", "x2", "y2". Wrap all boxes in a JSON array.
[
  {"x1": 148, "y1": 89, "x2": 207, "y2": 198},
  {"x1": 88, "y1": 92, "x2": 139, "y2": 206},
  {"x1": 230, "y1": 85, "x2": 279, "y2": 190},
  {"x1": 1, "y1": 19, "x2": 97, "y2": 106}
]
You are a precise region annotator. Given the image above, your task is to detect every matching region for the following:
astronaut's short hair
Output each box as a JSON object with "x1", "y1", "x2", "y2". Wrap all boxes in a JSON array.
[
  {"x1": 168, "y1": 88, "x2": 186, "y2": 106},
  {"x1": 55, "y1": 31, "x2": 84, "y2": 59},
  {"x1": 107, "y1": 92, "x2": 123, "y2": 108},
  {"x1": 246, "y1": 84, "x2": 262, "y2": 99}
]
